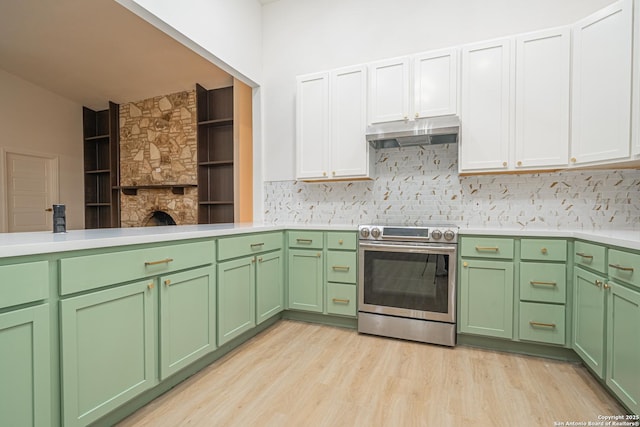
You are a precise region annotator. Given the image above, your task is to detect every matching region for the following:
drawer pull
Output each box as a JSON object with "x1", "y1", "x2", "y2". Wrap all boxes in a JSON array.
[
  {"x1": 332, "y1": 266, "x2": 350, "y2": 271},
  {"x1": 338, "y1": 239, "x2": 344, "y2": 245},
  {"x1": 297, "y1": 238, "x2": 313, "y2": 244},
  {"x1": 540, "y1": 248, "x2": 548, "y2": 254},
  {"x1": 594, "y1": 280, "x2": 603, "y2": 288},
  {"x1": 475, "y1": 246, "x2": 499, "y2": 252},
  {"x1": 530, "y1": 281, "x2": 556, "y2": 287},
  {"x1": 147, "y1": 283, "x2": 154, "y2": 290},
  {"x1": 250, "y1": 243, "x2": 264, "y2": 248},
  {"x1": 145, "y1": 258, "x2": 174, "y2": 266},
  {"x1": 608, "y1": 263, "x2": 634, "y2": 273},
  {"x1": 332, "y1": 298, "x2": 350, "y2": 304},
  {"x1": 164, "y1": 280, "x2": 171, "y2": 286},
  {"x1": 575, "y1": 252, "x2": 593, "y2": 259},
  {"x1": 258, "y1": 257, "x2": 263, "y2": 262},
  {"x1": 604, "y1": 283, "x2": 611, "y2": 290},
  {"x1": 529, "y1": 321, "x2": 556, "y2": 329}
]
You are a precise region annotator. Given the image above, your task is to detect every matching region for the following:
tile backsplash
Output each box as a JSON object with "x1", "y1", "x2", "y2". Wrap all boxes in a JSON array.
[{"x1": 264, "y1": 144, "x2": 640, "y2": 230}]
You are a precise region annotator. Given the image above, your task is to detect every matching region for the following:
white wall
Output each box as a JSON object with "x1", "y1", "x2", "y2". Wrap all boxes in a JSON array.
[
  {"x1": 118, "y1": 0, "x2": 263, "y2": 87},
  {"x1": 261, "y1": 0, "x2": 616, "y2": 181},
  {"x1": 0, "y1": 69, "x2": 84, "y2": 230}
]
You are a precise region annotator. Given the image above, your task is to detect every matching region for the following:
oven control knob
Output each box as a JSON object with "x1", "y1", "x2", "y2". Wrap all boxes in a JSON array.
[
  {"x1": 431, "y1": 229, "x2": 442, "y2": 240},
  {"x1": 371, "y1": 227, "x2": 381, "y2": 239},
  {"x1": 443, "y1": 229, "x2": 456, "y2": 241},
  {"x1": 360, "y1": 227, "x2": 370, "y2": 238}
]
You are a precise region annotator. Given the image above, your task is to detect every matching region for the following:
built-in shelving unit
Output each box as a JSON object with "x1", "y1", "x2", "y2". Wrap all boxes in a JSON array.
[
  {"x1": 82, "y1": 102, "x2": 120, "y2": 228},
  {"x1": 196, "y1": 83, "x2": 236, "y2": 224}
]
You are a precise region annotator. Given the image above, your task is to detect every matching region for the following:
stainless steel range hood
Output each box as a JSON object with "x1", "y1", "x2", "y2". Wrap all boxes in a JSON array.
[{"x1": 366, "y1": 116, "x2": 460, "y2": 149}]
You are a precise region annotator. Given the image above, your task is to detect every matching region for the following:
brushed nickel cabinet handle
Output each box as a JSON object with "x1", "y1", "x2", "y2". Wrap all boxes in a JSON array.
[
  {"x1": 575, "y1": 252, "x2": 593, "y2": 259},
  {"x1": 332, "y1": 266, "x2": 350, "y2": 271},
  {"x1": 609, "y1": 263, "x2": 634, "y2": 272},
  {"x1": 529, "y1": 321, "x2": 556, "y2": 328},
  {"x1": 332, "y1": 298, "x2": 350, "y2": 304},
  {"x1": 530, "y1": 281, "x2": 556, "y2": 287},
  {"x1": 297, "y1": 238, "x2": 313, "y2": 244},
  {"x1": 475, "y1": 246, "x2": 499, "y2": 252},
  {"x1": 145, "y1": 258, "x2": 174, "y2": 266}
]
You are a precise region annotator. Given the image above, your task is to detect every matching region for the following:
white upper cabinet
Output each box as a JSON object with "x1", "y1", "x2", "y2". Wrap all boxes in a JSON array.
[
  {"x1": 368, "y1": 57, "x2": 410, "y2": 124},
  {"x1": 368, "y1": 49, "x2": 459, "y2": 124},
  {"x1": 571, "y1": 0, "x2": 633, "y2": 166},
  {"x1": 330, "y1": 66, "x2": 370, "y2": 179},
  {"x1": 413, "y1": 48, "x2": 458, "y2": 118},
  {"x1": 296, "y1": 66, "x2": 372, "y2": 181},
  {"x1": 296, "y1": 72, "x2": 330, "y2": 180},
  {"x1": 514, "y1": 28, "x2": 570, "y2": 169},
  {"x1": 460, "y1": 39, "x2": 513, "y2": 172}
]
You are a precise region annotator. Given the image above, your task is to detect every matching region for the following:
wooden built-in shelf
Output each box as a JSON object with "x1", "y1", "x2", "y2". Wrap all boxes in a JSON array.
[
  {"x1": 197, "y1": 118, "x2": 233, "y2": 127},
  {"x1": 118, "y1": 184, "x2": 197, "y2": 196}
]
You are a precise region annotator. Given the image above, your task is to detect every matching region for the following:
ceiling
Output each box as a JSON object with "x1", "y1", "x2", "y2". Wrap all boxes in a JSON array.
[{"x1": 0, "y1": 0, "x2": 232, "y2": 110}]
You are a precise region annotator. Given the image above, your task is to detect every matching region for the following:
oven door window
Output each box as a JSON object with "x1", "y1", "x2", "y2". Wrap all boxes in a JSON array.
[{"x1": 363, "y1": 250, "x2": 450, "y2": 313}]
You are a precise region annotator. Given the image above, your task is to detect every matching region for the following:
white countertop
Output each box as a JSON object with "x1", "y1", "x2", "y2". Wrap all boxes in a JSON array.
[
  {"x1": 2, "y1": 223, "x2": 639, "y2": 258},
  {"x1": 0, "y1": 223, "x2": 358, "y2": 258}
]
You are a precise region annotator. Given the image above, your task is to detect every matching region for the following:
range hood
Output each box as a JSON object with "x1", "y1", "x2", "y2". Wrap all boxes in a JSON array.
[{"x1": 366, "y1": 115, "x2": 460, "y2": 149}]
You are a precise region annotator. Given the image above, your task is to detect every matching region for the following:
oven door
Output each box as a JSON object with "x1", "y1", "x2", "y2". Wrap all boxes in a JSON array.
[{"x1": 358, "y1": 242, "x2": 456, "y2": 323}]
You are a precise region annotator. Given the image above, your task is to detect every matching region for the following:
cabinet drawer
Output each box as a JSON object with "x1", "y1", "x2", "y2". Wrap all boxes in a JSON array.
[
  {"x1": 326, "y1": 251, "x2": 356, "y2": 284},
  {"x1": 0, "y1": 261, "x2": 48, "y2": 309},
  {"x1": 60, "y1": 240, "x2": 215, "y2": 295},
  {"x1": 608, "y1": 249, "x2": 640, "y2": 289},
  {"x1": 217, "y1": 232, "x2": 282, "y2": 261},
  {"x1": 519, "y1": 302, "x2": 565, "y2": 345},
  {"x1": 574, "y1": 240, "x2": 606, "y2": 273},
  {"x1": 288, "y1": 231, "x2": 324, "y2": 249},
  {"x1": 460, "y1": 237, "x2": 514, "y2": 259},
  {"x1": 326, "y1": 232, "x2": 357, "y2": 250},
  {"x1": 520, "y1": 262, "x2": 566, "y2": 304},
  {"x1": 520, "y1": 239, "x2": 567, "y2": 261},
  {"x1": 326, "y1": 283, "x2": 357, "y2": 317}
]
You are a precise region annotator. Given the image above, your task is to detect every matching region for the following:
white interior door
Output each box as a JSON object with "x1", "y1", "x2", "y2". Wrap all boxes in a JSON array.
[{"x1": 5, "y1": 152, "x2": 58, "y2": 232}]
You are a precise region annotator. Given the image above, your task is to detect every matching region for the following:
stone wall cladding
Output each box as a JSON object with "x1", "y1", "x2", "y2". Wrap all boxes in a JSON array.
[
  {"x1": 119, "y1": 90, "x2": 198, "y2": 227},
  {"x1": 263, "y1": 144, "x2": 640, "y2": 230}
]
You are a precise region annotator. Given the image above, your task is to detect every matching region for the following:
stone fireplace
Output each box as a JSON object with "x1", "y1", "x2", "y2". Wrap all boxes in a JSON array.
[{"x1": 119, "y1": 90, "x2": 198, "y2": 227}]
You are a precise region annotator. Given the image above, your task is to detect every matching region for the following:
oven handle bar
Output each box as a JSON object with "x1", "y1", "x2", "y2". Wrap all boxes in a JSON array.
[{"x1": 358, "y1": 242, "x2": 457, "y2": 254}]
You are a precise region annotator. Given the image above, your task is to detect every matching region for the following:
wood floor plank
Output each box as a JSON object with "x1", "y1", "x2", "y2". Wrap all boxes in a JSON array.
[{"x1": 118, "y1": 320, "x2": 626, "y2": 426}]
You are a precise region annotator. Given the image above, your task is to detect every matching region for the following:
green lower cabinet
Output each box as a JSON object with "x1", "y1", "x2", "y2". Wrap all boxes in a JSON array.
[
  {"x1": 159, "y1": 265, "x2": 216, "y2": 380},
  {"x1": 256, "y1": 250, "x2": 284, "y2": 324},
  {"x1": 606, "y1": 281, "x2": 640, "y2": 414},
  {"x1": 218, "y1": 257, "x2": 256, "y2": 346},
  {"x1": 519, "y1": 302, "x2": 565, "y2": 345},
  {"x1": 459, "y1": 259, "x2": 514, "y2": 339},
  {"x1": 572, "y1": 267, "x2": 606, "y2": 378},
  {"x1": 0, "y1": 304, "x2": 50, "y2": 427},
  {"x1": 60, "y1": 281, "x2": 156, "y2": 427},
  {"x1": 288, "y1": 249, "x2": 323, "y2": 313},
  {"x1": 326, "y1": 283, "x2": 356, "y2": 317}
]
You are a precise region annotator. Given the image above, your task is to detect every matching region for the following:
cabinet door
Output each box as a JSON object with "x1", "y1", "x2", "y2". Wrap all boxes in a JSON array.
[
  {"x1": 296, "y1": 72, "x2": 329, "y2": 179},
  {"x1": 368, "y1": 57, "x2": 410, "y2": 123},
  {"x1": 288, "y1": 249, "x2": 324, "y2": 313},
  {"x1": 414, "y1": 48, "x2": 458, "y2": 118},
  {"x1": 572, "y1": 267, "x2": 606, "y2": 378},
  {"x1": 515, "y1": 28, "x2": 570, "y2": 169},
  {"x1": 459, "y1": 259, "x2": 514, "y2": 339},
  {"x1": 460, "y1": 39, "x2": 512, "y2": 172},
  {"x1": 571, "y1": 0, "x2": 632, "y2": 165},
  {"x1": 606, "y1": 281, "x2": 640, "y2": 414},
  {"x1": 159, "y1": 265, "x2": 216, "y2": 379},
  {"x1": 0, "y1": 304, "x2": 50, "y2": 427},
  {"x1": 218, "y1": 256, "x2": 256, "y2": 346},
  {"x1": 330, "y1": 65, "x2": 369, "y2": 178},
  {"x1": 256, "y1": 250, "x2": 284, "y2": 324},
  {"x1": 61, "y1": 281, "x2": 155, "y2": 427}
]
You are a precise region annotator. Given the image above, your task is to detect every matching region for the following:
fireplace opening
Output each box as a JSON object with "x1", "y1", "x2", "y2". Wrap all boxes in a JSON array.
[{"x1": 144, "y1": 211, "x2": 177, "y2": 226}]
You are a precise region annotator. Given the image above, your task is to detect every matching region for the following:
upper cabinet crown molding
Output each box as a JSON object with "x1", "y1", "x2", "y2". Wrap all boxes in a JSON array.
[{"x1": 570, "y1": 0, "x2": 633, "y2": 166}]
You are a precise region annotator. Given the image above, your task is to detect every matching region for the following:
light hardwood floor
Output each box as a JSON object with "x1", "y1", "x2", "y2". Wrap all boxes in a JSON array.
[{"x1": 118, "y1": 320, "x2": 626, "y2": 426}]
